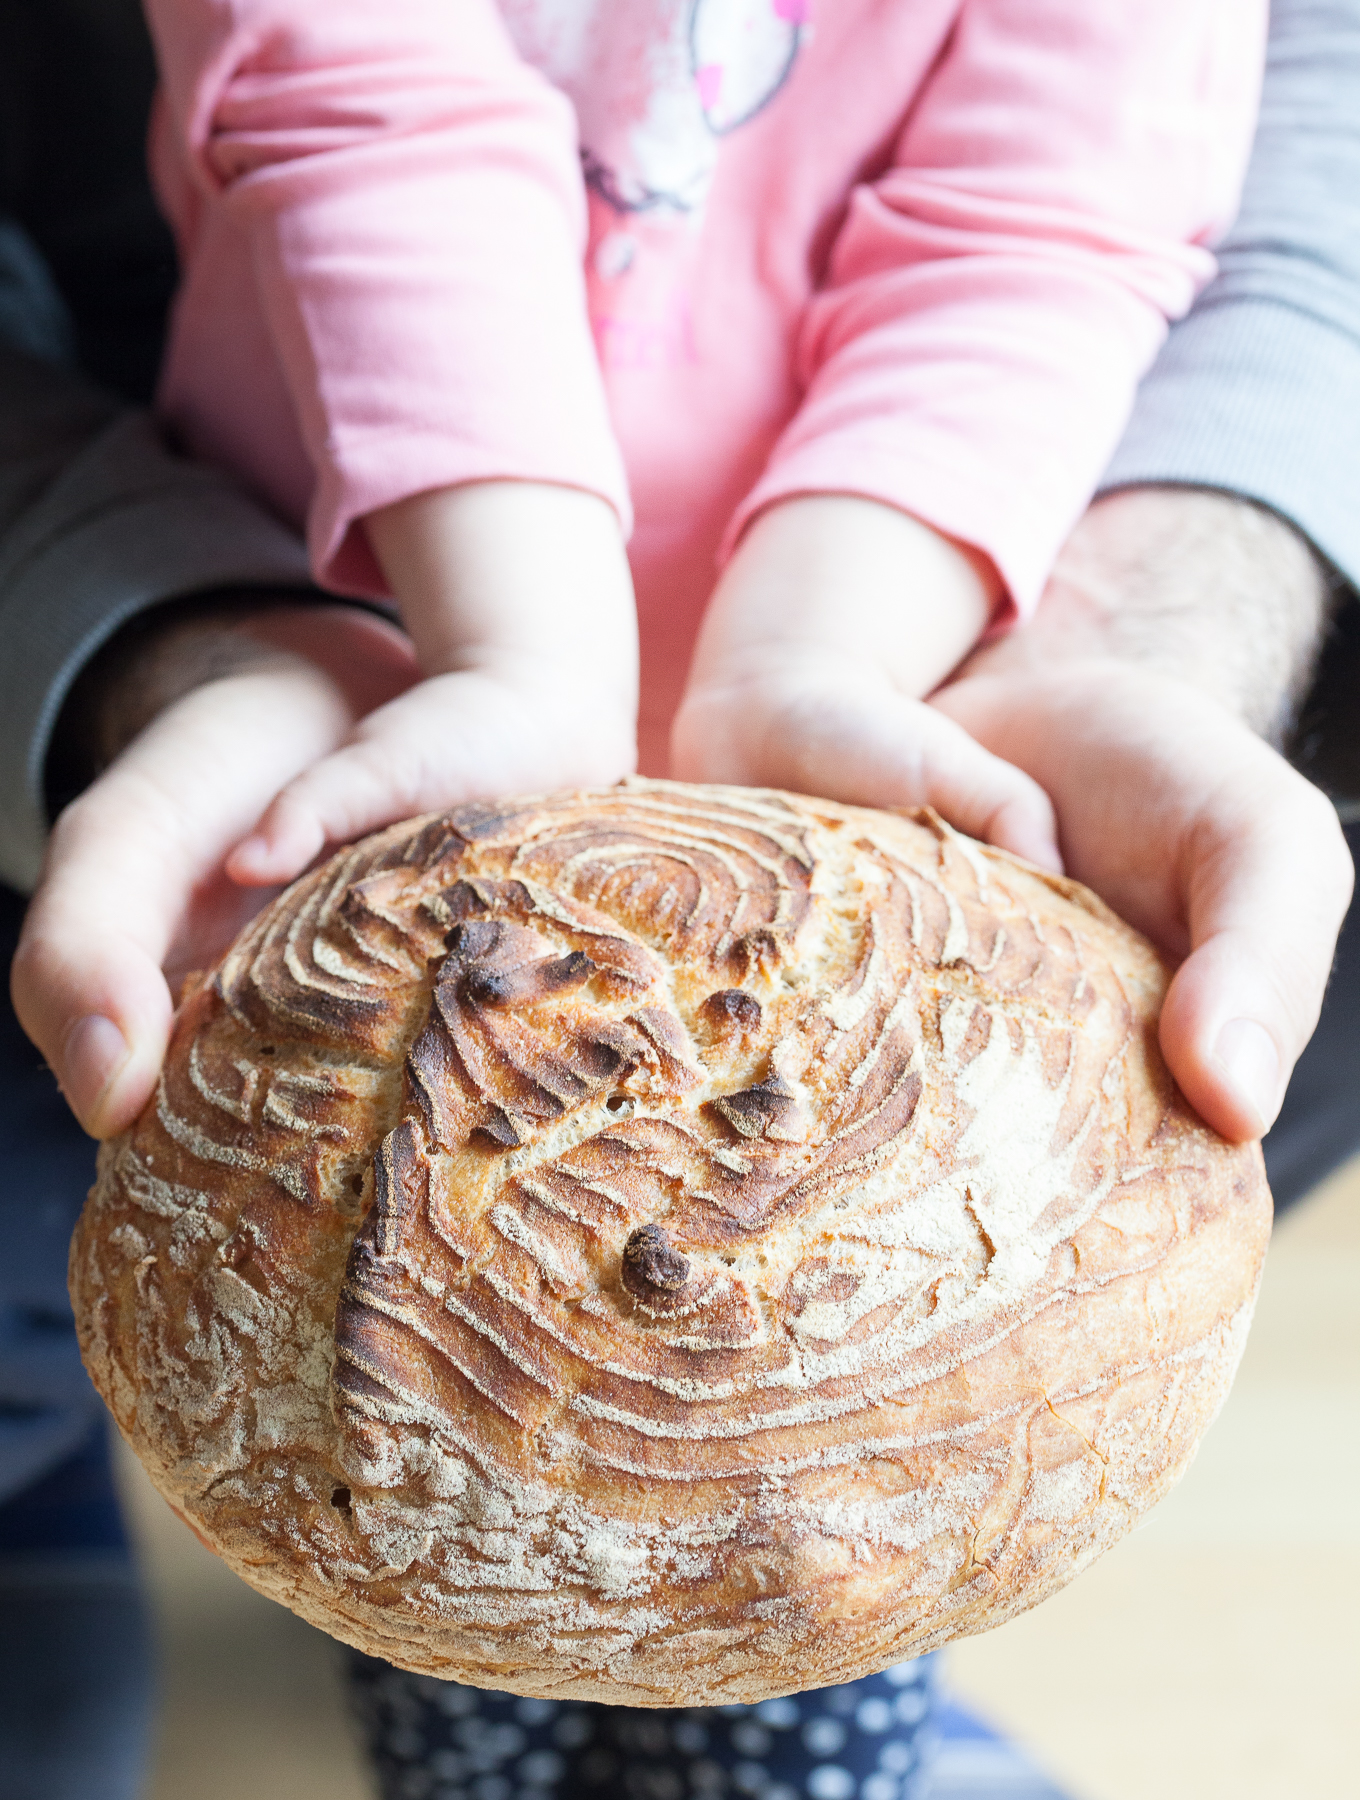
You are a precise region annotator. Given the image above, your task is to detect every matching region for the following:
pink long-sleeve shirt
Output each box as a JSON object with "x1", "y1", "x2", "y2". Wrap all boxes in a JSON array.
[{"x1": 145, "y1": 0, "x2": 1264, "y2": 768}]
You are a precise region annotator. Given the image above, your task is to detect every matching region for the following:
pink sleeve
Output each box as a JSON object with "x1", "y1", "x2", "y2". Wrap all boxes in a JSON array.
[
  {"x1": 143, "y1": 0, "x2": 630, "y2": 593},
  {"x1": 728, "y1": 0, "x2": 1266, "y2": 617}
]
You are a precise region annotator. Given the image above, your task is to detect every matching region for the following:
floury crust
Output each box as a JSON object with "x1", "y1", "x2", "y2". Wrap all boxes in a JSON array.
[{"x1": 70, "y1": 780, "x2": 1270, "y2": 1702}]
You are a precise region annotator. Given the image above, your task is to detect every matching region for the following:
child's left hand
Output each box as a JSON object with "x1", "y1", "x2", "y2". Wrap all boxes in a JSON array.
[{"x1": 670, "y1": 495, "x2": 1062, "y2": 871}]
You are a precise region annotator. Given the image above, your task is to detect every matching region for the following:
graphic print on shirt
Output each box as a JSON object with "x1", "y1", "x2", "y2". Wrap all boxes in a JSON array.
[{"x1": 498, "y1": 0, "x2": 808, "y2": 216}]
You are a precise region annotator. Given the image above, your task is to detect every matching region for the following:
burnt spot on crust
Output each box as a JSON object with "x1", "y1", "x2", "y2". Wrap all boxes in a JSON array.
[
  {"x1": 726, "y1": 927, "x2": 786, "y2": 981},
  {"x1": 370, "y1": 812, "x2": 472, "y2": 873},
  {"x1": 446, "y1": 916, "x2": 503, "y2": 958},
  {"x1": 428, "y1": 881, "x2": 658, "y2": 996},
  {"x1": 708, "y1": 1074, "x2": 807, "y2": 1144},
  {"x1": 621, "y1": 1223, "x2": 692, "y2": 1297},
  {"x1": 701, "y1": 989, "x2": 763, "y2": 1034},
  {"x1": 441, "y1": 799, "x2": 536, "y2": 842},
  {"x1": 471, "y1": 1108, "x2": 526, "y2": 1150}
]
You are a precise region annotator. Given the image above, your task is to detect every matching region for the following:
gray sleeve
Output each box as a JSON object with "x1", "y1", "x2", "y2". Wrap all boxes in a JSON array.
[
  {"x1": 1100, "y1": 0, "x2": 1360, "y2": 589},
  {"x1": 0, "y1": 348, "x2": 314, "y2": 892}
]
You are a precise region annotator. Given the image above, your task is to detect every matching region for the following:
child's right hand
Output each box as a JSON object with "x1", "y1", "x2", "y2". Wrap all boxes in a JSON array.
[
  {"x1": 228, "y1": 481, "x2": 638, "y2": 888},
  {"x1": 12, "y1": 481, "x2": 637, "y2": 1140}
]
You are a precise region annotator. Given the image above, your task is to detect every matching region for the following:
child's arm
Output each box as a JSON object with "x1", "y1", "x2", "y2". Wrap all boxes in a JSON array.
[
  {"x1": 671, "y1": 495, "x2": 1059, "y2": 869},
  {"x1": 141, "y1": 3, "x2": 640, "y2": 882},
  {"x1": 718, "y1": 0, "x2": 1266, "y2": 622},
  {"x1": 675, "y1": 0, "x2": 1265, "y2": 829},
  {"x1": 228, "y1": 480, "x2": 637, "y2": 886},
  {"x1": 144, "y1": 0, "x2": 631, "y2": 601}
]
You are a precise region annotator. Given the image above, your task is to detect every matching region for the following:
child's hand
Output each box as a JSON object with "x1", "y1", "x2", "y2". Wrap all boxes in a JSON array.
[
  {"x1": 228, "y1": 481, "x2": 638, "y2": 887},
  {"x1": 670, "y1": 495, "x2": 1061, "y2": 870}
]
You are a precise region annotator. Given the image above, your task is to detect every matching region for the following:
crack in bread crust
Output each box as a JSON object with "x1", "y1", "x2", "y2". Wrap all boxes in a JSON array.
[{"x1": 69, "y1": 781, "x2": 1270, "y2": 1702}]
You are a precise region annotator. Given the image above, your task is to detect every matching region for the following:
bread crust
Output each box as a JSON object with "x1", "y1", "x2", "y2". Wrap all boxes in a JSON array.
[{"x1": 70, "y1": 782, "x2": 1270, "y2": 1702}]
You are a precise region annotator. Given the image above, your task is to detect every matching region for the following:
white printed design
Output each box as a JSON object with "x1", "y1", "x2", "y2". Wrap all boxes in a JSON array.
[{"x1": 499, "y1": 0, "x2": 808, "y2": 214}]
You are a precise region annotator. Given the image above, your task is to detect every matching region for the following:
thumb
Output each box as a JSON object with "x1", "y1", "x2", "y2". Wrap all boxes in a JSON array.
[
  {"x1": 11, "y1": 661, "x2": 355, "y2": 1137},
  {"x1": 1158, "y1": 771, "x2": 1353, "y2": 1141},
  {"x1": 10, "y1": 865, "x2": 175, "y2": 1143}
]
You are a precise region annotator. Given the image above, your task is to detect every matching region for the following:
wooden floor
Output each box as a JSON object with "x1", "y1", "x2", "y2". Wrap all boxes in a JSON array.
[
  {"x1": 948, "y1": 1152, "x2": 1360, "y2": 1798},
  {"x1": 116, "y1": 1153, "x2": 1360, "y2": 1800}
]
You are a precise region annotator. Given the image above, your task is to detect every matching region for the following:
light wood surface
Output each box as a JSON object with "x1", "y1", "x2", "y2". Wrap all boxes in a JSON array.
[
  {"x1": 117, "y1": 1448, "x2": 371, "y2": 1800},
  {"x1": 949, "y1": 1152, "x2": 1360, "y2": 1797},
  {"x1": 117, "y1": 1153, "x2": 1360, "y2": 1800}
]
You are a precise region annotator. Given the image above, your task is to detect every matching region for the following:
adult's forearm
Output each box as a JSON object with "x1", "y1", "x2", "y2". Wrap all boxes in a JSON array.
[{"x1": 963, "y1": 487, "x2": 1332, "y2": 742}]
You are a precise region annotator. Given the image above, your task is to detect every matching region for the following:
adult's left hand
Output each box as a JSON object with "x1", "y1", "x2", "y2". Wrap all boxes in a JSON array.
[{"x1": 933, "y1": 656, "x2": 1353, "y2": 1143}]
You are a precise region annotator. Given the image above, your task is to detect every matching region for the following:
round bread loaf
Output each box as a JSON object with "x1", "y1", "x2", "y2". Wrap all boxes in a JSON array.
[{"x1": 70, "y1": 781, "x2": 1270, "y2": 1702}]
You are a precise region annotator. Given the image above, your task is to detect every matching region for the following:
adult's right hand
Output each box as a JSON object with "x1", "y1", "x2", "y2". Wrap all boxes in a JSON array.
[
  {"x1": 10, "y1": 603, "x2": 419, "y2": 1140},
  {"x1": 934, "y1": 659, "x2": 1354, "y2": 1143},
  {"x1": 933, "y1": 487, "x2": 1355, "y2": 1147}
]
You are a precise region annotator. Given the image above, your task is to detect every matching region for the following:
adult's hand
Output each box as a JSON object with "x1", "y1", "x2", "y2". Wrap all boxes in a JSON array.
[
  {"x1": 10, "y1": 602, "x2": 419, "y2": 1140},
  {"x1": 935, "y1": 488, "x2": 1354, "y2": 1144}
]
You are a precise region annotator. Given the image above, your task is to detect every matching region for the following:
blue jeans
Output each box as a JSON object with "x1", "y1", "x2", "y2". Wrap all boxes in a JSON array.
[
  {"x1": 0, "y1": 1422, "x2": 154, "y2": 1800},
  {"x1": 0, "y1": 882, "x2": 154, "y2": 1800}
]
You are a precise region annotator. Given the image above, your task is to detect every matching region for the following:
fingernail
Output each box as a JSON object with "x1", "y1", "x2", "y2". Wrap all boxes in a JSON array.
[
  {"x1": 1214, "y1": 1019, "x2": 1281, "y2": 1134},
  {"x1": 62, "y1": 1015, "x2": 131, "y2": 1128}
]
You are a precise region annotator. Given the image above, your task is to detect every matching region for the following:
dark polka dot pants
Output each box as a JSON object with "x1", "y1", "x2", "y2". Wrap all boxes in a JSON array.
[{"x1": 346, "y1": 1652, "x2": 941, "y2": 1800}]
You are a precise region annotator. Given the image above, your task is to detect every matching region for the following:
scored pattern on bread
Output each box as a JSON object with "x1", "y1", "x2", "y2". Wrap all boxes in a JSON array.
[{"x1": 70, "y1": 782, "x2": 1270, "y2": 1702}]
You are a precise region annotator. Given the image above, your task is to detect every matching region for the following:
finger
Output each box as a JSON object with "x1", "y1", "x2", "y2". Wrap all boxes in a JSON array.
[
  {"x1": 228, "y1": 672, "x2": 637, "y2": 885},
  {"x1": 788, "y1": 692, "x2": 1063, "y2": 870},
  {"x1": 12, "y1": 663, "x2": 355, "y2": 1137},
  {"x1": 676, "y1": 679, "x2": 1063, "y2": 871},
  {"x1": 1158, "y1": 774, "x2": 1353, "y2": 1141},
  {"x1": 11, "y1": 890, "x2": 174, "y2": 1144}
]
